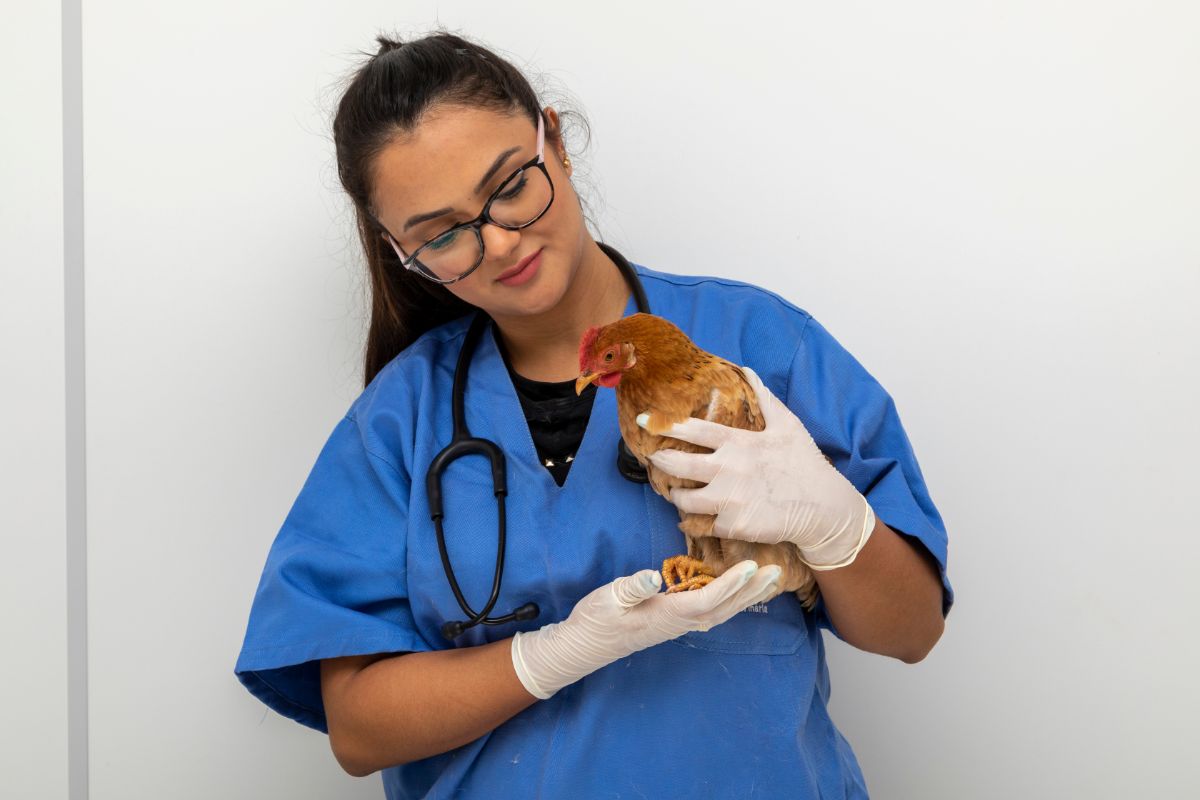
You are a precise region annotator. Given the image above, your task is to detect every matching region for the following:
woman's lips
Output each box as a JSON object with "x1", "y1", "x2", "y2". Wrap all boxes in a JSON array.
[{"x1": 497, "y1": 248, "x2": 543, "y2": 286}]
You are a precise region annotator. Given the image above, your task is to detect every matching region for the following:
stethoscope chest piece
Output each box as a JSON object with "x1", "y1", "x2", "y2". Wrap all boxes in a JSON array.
[{"x1": 617, "y1": 439, "x2": 649, "y2": 483}]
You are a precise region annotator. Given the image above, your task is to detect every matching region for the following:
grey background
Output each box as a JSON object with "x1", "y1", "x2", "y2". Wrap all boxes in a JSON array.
[{"x1": 4, "y1": 1, "x2": 1198, "y2": 797}]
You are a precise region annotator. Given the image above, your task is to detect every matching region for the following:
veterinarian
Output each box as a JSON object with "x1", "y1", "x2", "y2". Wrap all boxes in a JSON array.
[{"x1": 235, "y1": 31, "x2": 953, "y2": 799}]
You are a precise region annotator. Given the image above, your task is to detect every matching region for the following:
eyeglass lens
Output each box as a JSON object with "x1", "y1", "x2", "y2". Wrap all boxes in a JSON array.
[{"x1": 412, "y1": 167, "x2": 553, "y2": 281}]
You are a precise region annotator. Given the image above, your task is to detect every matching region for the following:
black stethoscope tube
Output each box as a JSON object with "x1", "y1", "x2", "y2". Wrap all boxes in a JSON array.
[{"x1": 428, "y1": 244, "x2": 650, "y2": 640}]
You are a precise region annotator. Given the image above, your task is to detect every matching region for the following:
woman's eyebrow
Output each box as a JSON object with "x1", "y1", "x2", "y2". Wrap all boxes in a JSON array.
[{"x1": 403, "y1": 146, "x2": 523, "y2": 232}]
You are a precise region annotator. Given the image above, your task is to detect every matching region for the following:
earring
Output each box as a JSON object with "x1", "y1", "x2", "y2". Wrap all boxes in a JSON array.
[{"x1": 562, "y1": 154, "x2": 572, "y2": 170}]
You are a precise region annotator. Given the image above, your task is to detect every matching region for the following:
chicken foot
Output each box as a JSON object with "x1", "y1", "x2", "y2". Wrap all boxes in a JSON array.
[{"x1": 661, "y1": 555, "x2": 716, "y2": 593}]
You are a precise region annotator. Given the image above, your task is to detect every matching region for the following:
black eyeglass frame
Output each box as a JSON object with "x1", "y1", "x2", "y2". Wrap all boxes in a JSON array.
[{"x1": 369, "y1": 116, "x2": 555, "y2": 286}]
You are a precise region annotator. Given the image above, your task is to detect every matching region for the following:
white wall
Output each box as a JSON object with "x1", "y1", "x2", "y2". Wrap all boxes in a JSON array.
[
  {"x1": 0, "y1": 1, "x2": 70, "y2": 796},
  {"x1": 16, "y1": 1, "x2": 1200, "y2": 797}
]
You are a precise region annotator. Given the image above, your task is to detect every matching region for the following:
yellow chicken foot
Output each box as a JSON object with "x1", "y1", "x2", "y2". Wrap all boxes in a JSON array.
[{"x1": 661, "y1": 555, "x2": 716, "y2": 593}]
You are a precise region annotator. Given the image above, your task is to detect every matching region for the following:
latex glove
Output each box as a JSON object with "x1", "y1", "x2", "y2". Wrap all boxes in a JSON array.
[
  {"x1": 511, "y1": 560, "x2": 781, "y2": 699},
  {"x1": 640, "y1": 366, "x2": 875, "y2": 571}
]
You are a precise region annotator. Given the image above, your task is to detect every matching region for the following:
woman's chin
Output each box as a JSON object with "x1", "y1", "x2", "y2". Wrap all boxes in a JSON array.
[{"x1": 499, "y1": 269, "x2": 569, "y2": 316}]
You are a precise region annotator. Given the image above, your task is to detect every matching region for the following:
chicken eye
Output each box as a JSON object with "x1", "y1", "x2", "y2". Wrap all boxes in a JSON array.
[{"x1": 604, "y1": 351, "x2": 614, "y2": 363}]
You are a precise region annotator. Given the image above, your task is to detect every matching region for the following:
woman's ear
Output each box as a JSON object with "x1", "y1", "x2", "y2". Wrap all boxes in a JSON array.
[{"x1": 542, "y1": 105, "x2": 564, "y2": 146}]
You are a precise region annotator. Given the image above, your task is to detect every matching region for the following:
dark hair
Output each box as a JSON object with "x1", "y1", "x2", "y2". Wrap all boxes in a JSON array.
[{"x1": 332, "y1": 30, "x2": 591, "y2": 387}]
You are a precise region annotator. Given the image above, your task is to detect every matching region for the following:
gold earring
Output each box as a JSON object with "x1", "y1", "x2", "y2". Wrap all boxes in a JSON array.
[{"x1": 562, "y1": 154, "x2": 571, "y2": 170}]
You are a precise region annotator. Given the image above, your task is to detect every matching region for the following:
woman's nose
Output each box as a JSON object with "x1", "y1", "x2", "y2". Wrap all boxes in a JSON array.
[{"x1": 480, "y1": 221, "x2": 521, "y2": 261}]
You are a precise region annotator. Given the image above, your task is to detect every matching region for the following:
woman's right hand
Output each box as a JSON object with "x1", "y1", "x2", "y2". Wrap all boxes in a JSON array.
[{"x1": 510, "y1": 560, "x2": 781, "y2": 699}]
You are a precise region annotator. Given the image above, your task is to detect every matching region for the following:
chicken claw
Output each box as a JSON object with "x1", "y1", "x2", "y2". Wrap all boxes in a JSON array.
[{"x1": 661, "y1": 555, "x2": 716, "y2": 593}]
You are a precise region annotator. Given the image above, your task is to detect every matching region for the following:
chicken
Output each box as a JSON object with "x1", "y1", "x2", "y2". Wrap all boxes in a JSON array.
[{"x1": 576, "y1": 312, "x2": 824, "y2": 610}]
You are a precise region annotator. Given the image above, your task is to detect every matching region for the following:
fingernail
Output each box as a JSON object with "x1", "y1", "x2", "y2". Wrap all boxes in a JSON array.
[
  {"x1": 636, "y1": 412, "x2": 650, "y2": 429},
  {"x1": 643, "y1": 571, "x2": 662, "y2": 592}
]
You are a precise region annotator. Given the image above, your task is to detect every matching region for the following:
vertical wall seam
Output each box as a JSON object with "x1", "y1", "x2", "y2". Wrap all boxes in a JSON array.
[{"x1": 62, "y1": 0, "x2": 87, "y2": 797}]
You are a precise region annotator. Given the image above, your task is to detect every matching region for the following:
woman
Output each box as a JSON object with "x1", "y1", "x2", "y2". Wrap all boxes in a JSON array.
[{"x1": 235, "y1": 31, "x2": 952, "y2": 798}]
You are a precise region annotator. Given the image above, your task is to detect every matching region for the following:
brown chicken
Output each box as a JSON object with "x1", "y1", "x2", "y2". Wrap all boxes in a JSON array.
[{"x1": 576, "y1": 312, "x2": 822, "y2": 610}]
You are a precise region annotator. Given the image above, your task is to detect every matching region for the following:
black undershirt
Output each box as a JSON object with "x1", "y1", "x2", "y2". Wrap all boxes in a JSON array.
[{"x1": 494, "y1": 329, "x2": 595, "y2": 486}]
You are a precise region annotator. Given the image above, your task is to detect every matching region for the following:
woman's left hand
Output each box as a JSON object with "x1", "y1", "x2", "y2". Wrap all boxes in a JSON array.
[{"x1": 639, "y1": 366, "x2": 876, "y2": 570}]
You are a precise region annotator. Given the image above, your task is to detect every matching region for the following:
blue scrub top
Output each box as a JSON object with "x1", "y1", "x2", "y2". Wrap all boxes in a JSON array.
[{"x1": 235, "y1": 263, "x2": 954, "y2": 799}]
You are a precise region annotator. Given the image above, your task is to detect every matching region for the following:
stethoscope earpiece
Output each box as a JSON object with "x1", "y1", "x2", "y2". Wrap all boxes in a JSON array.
[
  {"x1": 513, "y1": 602, "x2": 540, "y2": 621},
  {"x1": 441, "y1": 620, "x2": 467, "y2": 641}
]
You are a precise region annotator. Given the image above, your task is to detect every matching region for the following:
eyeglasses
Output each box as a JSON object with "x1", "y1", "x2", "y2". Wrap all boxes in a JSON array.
[{"x1": 372, "y1": 114, "x2": 555, "y2": 285}]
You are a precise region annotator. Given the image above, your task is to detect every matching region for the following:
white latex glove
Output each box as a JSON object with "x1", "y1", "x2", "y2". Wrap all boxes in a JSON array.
[
  {"x1": 511, "y1": 559, "x2": 781, "y2": 699},
  {"x1": 639, "y1": 366, "x2": 875, "y2": 571}
]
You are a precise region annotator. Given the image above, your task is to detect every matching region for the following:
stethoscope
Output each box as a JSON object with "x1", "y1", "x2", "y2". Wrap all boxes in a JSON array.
[{"x1": 428, "y1": 242, "x2": 651, "y2": 640}]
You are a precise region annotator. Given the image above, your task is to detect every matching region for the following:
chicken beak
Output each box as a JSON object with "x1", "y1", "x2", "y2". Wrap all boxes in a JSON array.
[{"x1": 575, "y1": 372, "x2": 600, "y2": 395}]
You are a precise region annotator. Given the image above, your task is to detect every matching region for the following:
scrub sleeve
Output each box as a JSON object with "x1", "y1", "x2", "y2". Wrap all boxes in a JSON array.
[
  {"x1": 234, "y1": 413, "x2": 430, "y2": 733},
  {"x1": 783, "y1": 313, "x2": 955, "y2": 634}
]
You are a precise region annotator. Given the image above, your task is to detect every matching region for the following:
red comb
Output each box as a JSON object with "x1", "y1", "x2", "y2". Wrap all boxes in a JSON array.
[{"x1": 578, "y1": 325, "x2": 602, "y2": 371}]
